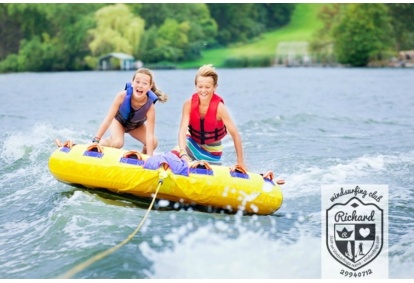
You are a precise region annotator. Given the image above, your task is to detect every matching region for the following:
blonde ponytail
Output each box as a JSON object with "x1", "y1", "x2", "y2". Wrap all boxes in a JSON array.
[{"x1": 151, "y1": 84, "x2": 168, "y2": 103}]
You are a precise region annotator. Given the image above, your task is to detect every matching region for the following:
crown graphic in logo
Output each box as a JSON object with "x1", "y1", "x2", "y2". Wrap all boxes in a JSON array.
[{"x1": 336, "y1": 227, "x2": 354, "y2": 239}]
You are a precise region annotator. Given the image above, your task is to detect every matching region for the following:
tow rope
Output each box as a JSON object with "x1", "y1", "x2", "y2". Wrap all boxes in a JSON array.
[{"x1": 57, "y1": 179, "x2": 164, "y2": 279}]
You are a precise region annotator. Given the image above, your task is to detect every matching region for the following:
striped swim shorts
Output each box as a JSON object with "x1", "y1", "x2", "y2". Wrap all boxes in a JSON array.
[{"x1": 186, "y1": 135, "x2": 223, "y2": 165}]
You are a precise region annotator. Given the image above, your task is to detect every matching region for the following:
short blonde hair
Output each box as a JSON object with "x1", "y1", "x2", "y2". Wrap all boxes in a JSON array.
[
  {"x1": 195, "y1": 64, "x2": 218, "y2": 86},
  {"x1": 133, "y1": 68, "x2": 168, "y2": 103}
]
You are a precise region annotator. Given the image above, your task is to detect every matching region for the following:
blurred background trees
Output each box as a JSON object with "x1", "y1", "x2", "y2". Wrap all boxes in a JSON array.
[
  {"x1": 309, "y1": 3, "x2": 414, "y2": 67},
  {"x1": 0, "y1": 3, "x2": 412, "y2": 72}
]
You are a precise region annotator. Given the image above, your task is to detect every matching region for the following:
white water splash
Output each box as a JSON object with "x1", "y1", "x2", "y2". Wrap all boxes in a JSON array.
[
  {"x1": 140, "y1": 222, "x2": 320, "y2": 279},
  {"x1": 0, "y1": 123, "x2": 80, "y2": 165},
  {"x1": 283, "y1": 152, "x2": 414, "y2": 198}
]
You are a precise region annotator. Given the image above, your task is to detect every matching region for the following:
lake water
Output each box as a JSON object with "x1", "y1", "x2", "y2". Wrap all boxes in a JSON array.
[{"x1": 0, "y1": 67, "x2": 413, "y2": 279}]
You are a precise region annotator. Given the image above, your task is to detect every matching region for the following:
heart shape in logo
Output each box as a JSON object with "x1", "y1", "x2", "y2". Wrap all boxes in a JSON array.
[{"x1": 359, "y1": 228, "x2": 370, "y2": 238}]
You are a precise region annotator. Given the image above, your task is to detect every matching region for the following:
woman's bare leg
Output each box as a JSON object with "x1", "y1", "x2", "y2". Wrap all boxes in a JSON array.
[
  {"x1": 129, "y1": 124, "x2": 158, "y2": 153},
  {"x1": 99, "y1": 119, "x2": 125, "y2": 148}
]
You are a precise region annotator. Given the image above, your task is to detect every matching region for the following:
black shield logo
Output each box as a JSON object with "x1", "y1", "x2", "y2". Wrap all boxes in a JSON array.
[{"x1": 326, "y1": 197, "x2": 383, "y2": 270}]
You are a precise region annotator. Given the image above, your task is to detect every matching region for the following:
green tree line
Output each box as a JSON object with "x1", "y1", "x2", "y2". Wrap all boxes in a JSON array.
[
  {"x1": 310, "y1": 3, "x2": 414, "y2": 66},
  {"x1": 0, "y1": 3, "x2": 294, "y2": 72},
  {"x1": 1, "y1": 3, "x2": 412, "y2": 71}
]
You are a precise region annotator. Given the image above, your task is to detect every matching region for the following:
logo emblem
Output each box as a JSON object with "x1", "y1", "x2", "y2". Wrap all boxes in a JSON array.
[{"x1": 326, "y1": 197, "x2": 383, "y2": 271}]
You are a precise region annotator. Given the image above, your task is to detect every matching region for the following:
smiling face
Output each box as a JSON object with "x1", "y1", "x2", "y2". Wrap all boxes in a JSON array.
[
  {"x1": 131, "y1": 72, "x2": 153, "y2": 99},
  {"x1": 195, "y1": 75, "x2": 217, "y2": 102}
]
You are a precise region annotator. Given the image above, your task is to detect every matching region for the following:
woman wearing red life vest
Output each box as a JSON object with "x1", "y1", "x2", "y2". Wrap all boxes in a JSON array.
[
  {"x1": 178, "y1": 64, "x2": 246, "y2": 170},
  {"x1": 92, "y1": 68, "x2": 168, "y2": 156}
]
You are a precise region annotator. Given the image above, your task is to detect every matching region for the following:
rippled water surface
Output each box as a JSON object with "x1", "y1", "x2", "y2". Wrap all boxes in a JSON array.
[{"x1": 1, "y1": 67, "x2": 413, "y2": 278}]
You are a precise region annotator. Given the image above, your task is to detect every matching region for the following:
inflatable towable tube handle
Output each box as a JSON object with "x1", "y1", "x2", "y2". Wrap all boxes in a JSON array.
[
  {"x1": 262, "y1": 171, "x2": 274, "y2": 181},
  {"x1": 86, "y1": 144, "x2": 104, "y2": 153},
  {"x1": 123, "y1": 150, "x2": 143, "y2": 160},
  {"x1": 190, "y1": 160, "x2": 213, "y2": 170},
  {"x1": 55, "y1": 139, "x2": 74, "y2": 148},
  {"x1": 230, "y1": 164, "x2": 248, "y2": 174},
  {"x1": 261, "y1": 171, "x2": 285, "y2": 185}
]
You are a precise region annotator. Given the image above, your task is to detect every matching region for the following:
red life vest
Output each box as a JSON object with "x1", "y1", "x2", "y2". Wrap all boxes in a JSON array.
[{"x1": 188, "y1": 93, "x2": 227, "y2": 145}]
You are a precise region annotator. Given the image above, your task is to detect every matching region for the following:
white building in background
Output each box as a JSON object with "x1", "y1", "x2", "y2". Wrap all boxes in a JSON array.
[
  {"x1": 275, "y1": 41, "x2": 311, "y2": 66},
  {"x1": 98, "y1": 52, "x2": 136, "y2": 71}
]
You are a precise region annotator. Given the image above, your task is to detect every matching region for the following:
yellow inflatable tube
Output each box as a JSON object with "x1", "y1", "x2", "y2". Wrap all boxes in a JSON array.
[{"x1": 48, "y1": 141, "x2": 283, "y2": 215}]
